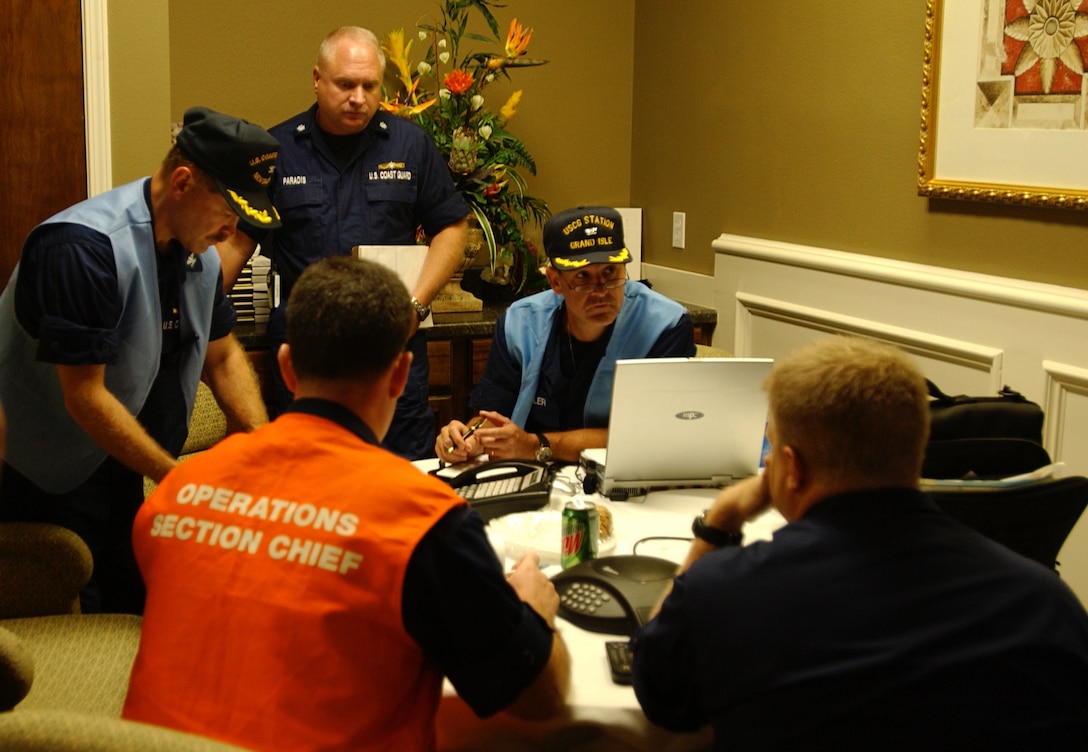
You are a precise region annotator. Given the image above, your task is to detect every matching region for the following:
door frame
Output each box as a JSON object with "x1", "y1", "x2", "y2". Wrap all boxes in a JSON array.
[{"x1": 82, "y1": 0, "x2": 112, "y2": 196}]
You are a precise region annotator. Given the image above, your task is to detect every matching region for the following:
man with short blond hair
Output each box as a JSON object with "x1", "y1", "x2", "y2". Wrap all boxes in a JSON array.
[{"x1": 632, "y1": 336, "x2": 1088, "y2": 749}]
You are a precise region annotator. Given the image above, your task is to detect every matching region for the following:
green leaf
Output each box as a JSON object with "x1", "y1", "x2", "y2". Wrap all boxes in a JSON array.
[{"x1": 469, "y1": 204, "x2": 498, "y2": 265}]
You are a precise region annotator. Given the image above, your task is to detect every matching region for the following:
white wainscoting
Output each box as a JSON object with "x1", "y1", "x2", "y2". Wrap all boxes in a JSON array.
[{"x1": 643, "y1": 235, "x2": 1088, "y2": 604}]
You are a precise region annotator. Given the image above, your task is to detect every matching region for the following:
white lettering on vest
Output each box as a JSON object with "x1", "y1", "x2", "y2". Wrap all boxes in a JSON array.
[
  {"x1": 156, "y1": 485, "x2": 368, "y2": 578},
  {"x1": 267, "y1": 534, "x2": 365, "y2": 575},
  {"x1": 173, "y1": 484, "x2": 356, "y2": 536},
  {"x1": 148, "y1": 514, "x2": 262, "y2": 554}
]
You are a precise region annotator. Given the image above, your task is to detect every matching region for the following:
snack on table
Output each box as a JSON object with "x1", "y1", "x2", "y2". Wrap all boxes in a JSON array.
[{"x1": 597, "y1": 504, "x2": 613, "y2": 541}]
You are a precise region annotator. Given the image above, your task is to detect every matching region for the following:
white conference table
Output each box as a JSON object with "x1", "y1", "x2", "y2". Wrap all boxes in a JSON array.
[{"x1": 426, "y1": 463, "x2": 787, "y2": 751}]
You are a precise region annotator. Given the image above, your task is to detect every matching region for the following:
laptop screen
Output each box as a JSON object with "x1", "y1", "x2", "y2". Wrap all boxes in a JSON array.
[{"x1": 597, "y1": 357, "x2": 774, "y2": 492}]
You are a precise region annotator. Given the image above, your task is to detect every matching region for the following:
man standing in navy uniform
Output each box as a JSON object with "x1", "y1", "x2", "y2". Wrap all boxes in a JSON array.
[{"x1": 220, "y1": 25, "x2": 469, "y2": 460}]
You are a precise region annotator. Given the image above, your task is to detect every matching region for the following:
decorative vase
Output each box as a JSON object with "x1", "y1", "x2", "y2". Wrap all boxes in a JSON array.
[{"x1": 430, "y1": 225, "x2": 485, "y2": 313}]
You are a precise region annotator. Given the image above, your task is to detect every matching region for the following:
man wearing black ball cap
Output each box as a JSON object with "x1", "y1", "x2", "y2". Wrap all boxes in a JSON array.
[{"x1": 0, "y1": 106, "x2": 279, "y2": 614}]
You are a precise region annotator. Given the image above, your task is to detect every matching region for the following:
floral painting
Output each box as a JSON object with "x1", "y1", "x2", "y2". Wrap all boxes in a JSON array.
[
  {"x1": 976, "y1": 0, "x2": 1088, "y2": 129},
  {"x1": 918, "y1": 0, "x2": 1088, "y2": 208}
]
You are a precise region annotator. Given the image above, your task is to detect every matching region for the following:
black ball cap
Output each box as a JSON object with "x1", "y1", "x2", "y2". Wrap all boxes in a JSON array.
[
  {"x1": 544, "y1": 205, "x2": 631, "y2": 270},
  {"x1": 174, "y1": 106, "x2": 282, "y2": 228}
]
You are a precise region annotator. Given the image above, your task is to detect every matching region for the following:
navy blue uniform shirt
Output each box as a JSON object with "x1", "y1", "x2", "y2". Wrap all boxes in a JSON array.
[
  {"x1": 249, "y1": 105, "x2": 469, "y2": 459},
  {"x1": 259, "y1": 105, "x2": 468, "y2": 305}
]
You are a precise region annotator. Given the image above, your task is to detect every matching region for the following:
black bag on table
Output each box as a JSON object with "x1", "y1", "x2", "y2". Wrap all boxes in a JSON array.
[{"x1": 923, "y1": 380, "x2": 1048, "y2": 480}]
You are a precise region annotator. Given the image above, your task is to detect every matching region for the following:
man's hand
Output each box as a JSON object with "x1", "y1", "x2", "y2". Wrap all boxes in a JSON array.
[
  {"x1": 437, "y1": 410, "x2": 536, "y2": 461},
  {"x1": 435, "y1": 416, "x2": 488, "y2": 463},
  {"x1": 470, "y1": 410, "x2": 538, "y2": 460},
  {"x1": 650, "y1": 475, "x2": 773, "y2": 619},
  {"x1": 704, "y1": 474, "x2": 772, "y2": 533},
  {"x1": 506, "y1": 552, "x2": 559, "y2": 628},
  {"x1": 436, "y1": 409, "x2": 607, "y2": 463}
]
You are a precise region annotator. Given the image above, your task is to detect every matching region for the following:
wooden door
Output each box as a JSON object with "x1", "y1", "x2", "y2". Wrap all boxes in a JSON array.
[{"x1": 0, "y1": 0, "x2": 87, "y2": 290}]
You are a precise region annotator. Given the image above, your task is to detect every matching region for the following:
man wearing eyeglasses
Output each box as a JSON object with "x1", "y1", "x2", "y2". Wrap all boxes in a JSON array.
[{"x1": 436, "y1": 206, "x2": 695, "y2": 463}]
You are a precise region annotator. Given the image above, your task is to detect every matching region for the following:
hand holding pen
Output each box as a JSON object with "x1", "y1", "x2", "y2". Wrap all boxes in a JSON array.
[
  {"x1": 460, "y1": 415, "x2": 490, "y2": 443},
  {"x1": 435, "y1": 415, "x2": 493, "y2": 463}
]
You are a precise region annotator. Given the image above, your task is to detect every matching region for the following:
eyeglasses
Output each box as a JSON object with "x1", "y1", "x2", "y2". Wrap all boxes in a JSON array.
[{"x1": 559, "y1": 270, "x2": 628, "y2": 295}]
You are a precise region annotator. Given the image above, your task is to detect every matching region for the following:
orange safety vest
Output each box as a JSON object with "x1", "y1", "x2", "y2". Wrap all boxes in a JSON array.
[{"x1": 123, "y1": 412, "x2": 466, "y2": 752}]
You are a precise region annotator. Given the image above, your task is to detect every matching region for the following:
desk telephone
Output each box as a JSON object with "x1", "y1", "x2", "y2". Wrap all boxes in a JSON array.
[
  {"x1": 551, "y1": 555, "x2": 679, "y2": 637},
  {"x1": 432, "y1": 459, "x2": 554, "y2": 522}
]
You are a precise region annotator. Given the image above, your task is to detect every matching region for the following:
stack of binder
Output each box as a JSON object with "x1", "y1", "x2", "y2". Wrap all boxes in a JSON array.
[{"x1": 228, "y1": 250, "x2": 272, "y2": 324}]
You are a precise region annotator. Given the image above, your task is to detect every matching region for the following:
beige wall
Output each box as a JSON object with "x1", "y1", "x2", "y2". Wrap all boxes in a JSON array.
[
  {"x1": 632, "y1": 2, "x2": 1088, "y2": 288},
  {"x1": 108, "y1": 2, "x2": 1088, "y2": 290},
  {"x1": 107, "y1": 0, "x2": 171, "y2": 184}
]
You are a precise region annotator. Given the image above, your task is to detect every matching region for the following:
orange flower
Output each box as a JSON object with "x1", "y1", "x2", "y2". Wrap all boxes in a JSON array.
[
  {"x1": 504, "y1": 18, "x2": 533, "y2": 58},
  {"x1": 444, "y1": 69, "x2": 474, "y2": 94}
]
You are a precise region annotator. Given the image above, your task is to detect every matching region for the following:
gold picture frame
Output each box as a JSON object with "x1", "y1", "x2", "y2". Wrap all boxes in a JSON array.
[{"x1": 918, "y1": 0, "x2": 1088, "y2": 210}]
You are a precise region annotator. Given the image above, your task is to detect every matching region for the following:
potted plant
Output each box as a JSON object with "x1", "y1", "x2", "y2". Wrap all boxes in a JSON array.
[{"x1": 382, "y1": 0, "x2": 550, "y2": 297}]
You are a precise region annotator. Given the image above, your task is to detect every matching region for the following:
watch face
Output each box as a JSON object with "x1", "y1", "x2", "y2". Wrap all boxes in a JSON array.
[{"x1": 536, "y1": 446, "x2": 553, "y2": 462}]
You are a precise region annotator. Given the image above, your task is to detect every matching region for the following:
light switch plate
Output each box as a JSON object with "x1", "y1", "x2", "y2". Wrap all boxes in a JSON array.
[{"x1": 672, "y1": 212, "x2": 686, "y2": 249}]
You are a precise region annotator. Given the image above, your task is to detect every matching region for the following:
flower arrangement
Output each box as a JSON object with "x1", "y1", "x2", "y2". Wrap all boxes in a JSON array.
[{"x1": 382, "y1": 0, "x2": 550, "y2": 293}]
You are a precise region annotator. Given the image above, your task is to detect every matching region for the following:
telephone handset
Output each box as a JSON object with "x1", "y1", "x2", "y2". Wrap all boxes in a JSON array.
[{"x1": 431, "y1": 459, "x2": 554, "y2": 522}]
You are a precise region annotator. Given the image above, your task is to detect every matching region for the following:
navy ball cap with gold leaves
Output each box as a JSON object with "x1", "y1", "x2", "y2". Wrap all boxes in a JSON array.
[{"x1": 544, "y1": 206, "x2": 631, "y2": 270}]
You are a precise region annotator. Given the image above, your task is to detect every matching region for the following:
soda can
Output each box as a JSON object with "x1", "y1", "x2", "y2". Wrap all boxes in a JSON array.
[{"x1": 561, "y1": 499, "x2": 600, "y2": 569}]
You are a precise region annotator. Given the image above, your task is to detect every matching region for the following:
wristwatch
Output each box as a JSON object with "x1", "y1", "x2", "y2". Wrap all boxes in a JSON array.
[
  {"x1": 691, "y1": 511, "x2": 744, "y2": 547},
  {"x1": 534, "y1": 432, "x2": 553, "y2": 462},
  {"x1": 410, "y1": 297, "x2": 431, "y2": 323}
]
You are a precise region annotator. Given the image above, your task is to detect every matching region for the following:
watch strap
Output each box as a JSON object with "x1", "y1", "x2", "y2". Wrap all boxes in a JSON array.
[
  {"x1": 410, "y1": 297, "x2": 430, "y2": 322},
  {"x1": 534, "y1": 432, "x2": 552, "y2": 462},
  {"x1": 692, "y1": 511, "x2": 744, "y2": 547}
]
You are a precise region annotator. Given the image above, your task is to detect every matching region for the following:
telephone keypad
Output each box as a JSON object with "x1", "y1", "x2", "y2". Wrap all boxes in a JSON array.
[
  {"x1": 557, "y1": 581, "x2": 619, "y2": 617},
  {"x1": 455, "y1": 468, "x2": 544, "y2": 500}
]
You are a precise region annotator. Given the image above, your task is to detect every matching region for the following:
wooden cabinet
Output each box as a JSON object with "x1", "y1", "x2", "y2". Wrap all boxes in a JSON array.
[{"x1": 426, "y1": 337, "x2": 492, "y2": 428}]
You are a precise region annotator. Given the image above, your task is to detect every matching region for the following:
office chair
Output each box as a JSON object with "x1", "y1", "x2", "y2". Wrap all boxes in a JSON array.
[
  {"x1": 0, "y1": 523, "x2": 93, "y2": 619},
  {"x1": 0, "y1": 614, "x2": 141, "y2": 717},
  {"x1": 922, "y1": 438, "x2": 1052, "y2": 480},
  {"x1": 928, "y1": 476, "x2": 1088, "y2": 572},
  {"x1": 0, "y1": 626, "x2": 34, "y2": 712}
]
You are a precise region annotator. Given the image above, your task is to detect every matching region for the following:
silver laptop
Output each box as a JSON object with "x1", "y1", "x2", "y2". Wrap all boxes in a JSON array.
[{"x1": 589, "y1": 357, "x2": 774, "y2": 493}]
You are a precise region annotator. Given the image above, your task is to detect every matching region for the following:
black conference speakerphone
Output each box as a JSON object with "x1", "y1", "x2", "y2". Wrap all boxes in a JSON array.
[{"x1": 551, "y1": 555, "x2": 679, "y2": 636}]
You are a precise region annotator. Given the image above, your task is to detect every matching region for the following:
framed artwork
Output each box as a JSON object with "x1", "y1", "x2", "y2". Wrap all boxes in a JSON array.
[{"x1": 918, "y1": 0, "x2": 1088, "y2": 209}]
